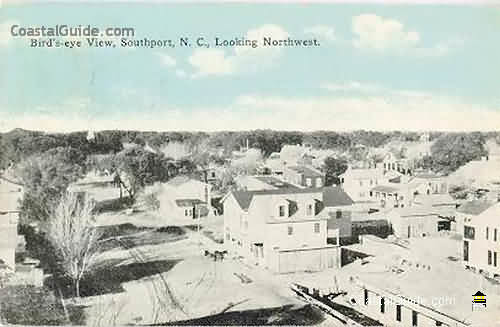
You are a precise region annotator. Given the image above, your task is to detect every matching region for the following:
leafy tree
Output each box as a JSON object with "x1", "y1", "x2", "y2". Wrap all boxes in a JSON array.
[
  {"x1": 322, "y1": 156, "x2": 348, "y2": 186},
  {"x1": 17, "y1": 147, "x2": 86, "y2": 223},
  {"x1": 113, "y1": 146, "x2": 172, "y2": 201},
  {"x1": 425, "y1": 133, "x2": 487, "y2": 174}
]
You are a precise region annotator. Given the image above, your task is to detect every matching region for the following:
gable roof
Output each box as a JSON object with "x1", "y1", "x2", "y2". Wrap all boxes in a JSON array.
[
  {"x1": 231, "y1": 190, "x2": 254, "y2": 211},
  {"x1": 166, "y1": 175, "x2": 206, "y2": 187},
  {"x1": 456, "y1": 200, "x2": 494, "y2": 215},
  {"x1": 323, "y1": 186, "x2": 354, "y2": 207},
  {"x1": 287, "y1": 165, "x2": 323, "y2": 178},
  {"x1": 228, "y1": 187, "x2": 324, "y2": 211},
  {"x1": 340, "y1": 168, "x2": 384, "y2": 180}
]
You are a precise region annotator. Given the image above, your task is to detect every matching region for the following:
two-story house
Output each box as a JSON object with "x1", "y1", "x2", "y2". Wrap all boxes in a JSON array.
[
  {"x1": 323, "y1": 186, "x2": 355, "y2": 245},
  {"x1": 222, "y1": 187, "x2": 339, "y2": 273},
  {"x1": 461, "y1": 201, "x2": 500, "y2": 277},
  {"x1": 283, "y1": 165, "x2": 325, "y2": 188},
  {"x1": 339, "y1": 167, "x2": 386, "y2": 202}
]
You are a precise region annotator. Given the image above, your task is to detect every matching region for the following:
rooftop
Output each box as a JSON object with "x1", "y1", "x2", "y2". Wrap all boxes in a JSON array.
[
  {"x1": 287, "y1": 165, "x2": 324, "y2": 178},
  {"x1": 253, "y1": 176, "x2": 298, "y2": 189},
  {"x1": 323, "y1": 186, "x2": 354, "y2": 207},
  {"x1": 340, "y1": 168, "x2": 384, "y2": 180},
  {"x1": 456, "y1": 200, "x2": 495, "y2": 215},
  {"x1": 175, "y1": 199, "x2": 206, "y2": 207}
]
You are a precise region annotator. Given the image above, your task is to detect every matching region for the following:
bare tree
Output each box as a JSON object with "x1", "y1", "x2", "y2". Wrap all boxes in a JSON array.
[{"x1": 47, "y1": 192, "x2": 101, "y2": 298}]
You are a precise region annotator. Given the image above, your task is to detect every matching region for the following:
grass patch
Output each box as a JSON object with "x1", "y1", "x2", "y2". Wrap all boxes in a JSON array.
[{"x1": 0, "y1": 285, "x2": 85, "y2": 325}]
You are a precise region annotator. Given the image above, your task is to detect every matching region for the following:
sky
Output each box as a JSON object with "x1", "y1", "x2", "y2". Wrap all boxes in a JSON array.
[{"x1": 0, "y1": 3, "x2": 499, "y2": 132}]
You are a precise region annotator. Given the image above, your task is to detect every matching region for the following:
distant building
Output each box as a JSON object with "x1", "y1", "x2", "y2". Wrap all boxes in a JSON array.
[
  {"x1": 158, "y1": 176, "x2": 215, "y2": 220},
  {"x1": 0, "y1": 177, "x2": 23, "y2": 271},
  {"x1": 283, "y1": 165, "x2": 325, "y2": 188},
  {"x1": 460, "y1": 201, "x2": 500, "y2": 277},
  {"x1": 387, "y1": 205, "x2": 455, "y2": 238},
  {"x1": 339, "y1": 167, "x2": 386, "y2": 202},
  {"x1": 380, "y1": 152, "x2": 413, "y2": 175},
  {"x1": 222, "y1": 187, "x2": 339, "y2": 273},
  {"x1": 323, "y1": 186, "x2": 355, "y2": 245}
]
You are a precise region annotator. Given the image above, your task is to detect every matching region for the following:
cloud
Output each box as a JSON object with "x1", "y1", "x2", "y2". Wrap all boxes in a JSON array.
[
  {"x1": 352, "y1": 14, "x2": 420, "y2": 51},
  {"x1": 351, "y1": 14, "x2": 462, "y2": 57},
  {"x1": 304, "y1": 25, "x2": 336, "y2": 42},
  {"x1": 0, "y1": 20, "x2": 18, "y2": 47},
  {"x1": 188, "y1": 24, "x2": 289, "y2": 78},
  {"x1": 322, "y1": 81, "x2": 432, "y2": 98},
  {"x1": 1, "y1": 90, "x2": 498, "y2": 133},
  {"x1": 155, "y1": 52, "x2": 177, "y2": 67}
]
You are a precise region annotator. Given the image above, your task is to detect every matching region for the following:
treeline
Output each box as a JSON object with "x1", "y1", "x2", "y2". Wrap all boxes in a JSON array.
[{"x1": 0, "y1": 129, "x2": 450, "y2": 168}]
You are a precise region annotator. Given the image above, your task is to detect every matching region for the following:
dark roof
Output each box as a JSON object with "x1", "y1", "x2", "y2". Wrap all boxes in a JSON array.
[
  {"x1": 231, "y1": 190, "x2": 255, "y2": 210},
  {"x1": 230, "y1": 187, "x2": 324, "y2": 210},
  {"x1": 253, "y1": 176, "x2": 298, "y2": 189},
  {"x1": 457, "y1": 200, "x2": 494, "y2": 215},
  {"x1": 323, "y1": 187, "x2": 354, "y2": 207},
  {"x1": 175, "y1": 199, "x2": 206, "y2": 207},
  {"x1": 287, "y1": 166, "x2": 324, "y2": 178}
]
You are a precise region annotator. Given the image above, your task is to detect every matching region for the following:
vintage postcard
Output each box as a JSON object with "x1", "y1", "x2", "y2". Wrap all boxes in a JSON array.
[{"x1": 1, "y1": 1, "x2": 499, "y2": 326}]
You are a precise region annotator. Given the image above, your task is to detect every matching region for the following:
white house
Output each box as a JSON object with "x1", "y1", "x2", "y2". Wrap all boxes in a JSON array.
[
  {"x1": 461, "y1": 201, "x2": 500, "y2": 277},
  {"x1": 222, "y1": 187, "x2": 339, "y2": 273},
  {"x1": 0, "y1": 177, "x2": 23, "y2": 270},
  {"x1": 387, "y1": 205, "x2": 454, "y2": 239},
  {"x1": 157, "y1": 176, "x2": 214, "y2": 220},
  {"x1": 339, "y1": 167, "x2": 386, "y2": 202}
]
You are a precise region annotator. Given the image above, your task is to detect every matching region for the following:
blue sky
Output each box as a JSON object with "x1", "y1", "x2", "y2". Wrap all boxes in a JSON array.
[{"x1": 0, "y1": 3, "x2": 499, "y2": 132}]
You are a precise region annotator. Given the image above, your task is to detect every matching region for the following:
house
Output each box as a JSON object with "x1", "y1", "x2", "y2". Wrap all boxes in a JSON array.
[
  {"x1": 157, "y1": 176, "x2": 215, "y2": 220},
  {"x1": 235, "y1": 175, "x2": 297, "y2": 191},
  {"x1": 283, "y1": 165, "x2": 325, "y2": 188},
  {"x1": 380, "y1": 152, "x2": 413, "y2": 175},
  {"x1": 335, "y1": 235, "x2": 493, "y2": 327},
  {"x1": 460, "y1": 201, "x2": 500, "y2": 277},
  {"x1": 0, "y1": 177, "x2": 23, "y2": 271},
  {"x1": 323, "y1": 186, "x2": 355, "y2": 245},
  {"x1": 222, "y1": 187, "x2": 339, "y2": 273},
  {"x1": 412, "y1": 172, "x2": 449, "y2": 195},
  {"x1": 455, "y1": 200, "x2": 494, "y2": 240},
  {"x1": 339, "y1": 167, "x2": 386, "y2": 202},
  {"x1": 387, "y1": 205, "x2": 455, "y2": 238}
]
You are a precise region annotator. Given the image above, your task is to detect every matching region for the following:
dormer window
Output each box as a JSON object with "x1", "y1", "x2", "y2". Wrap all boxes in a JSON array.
[
  {"x1": 306, "y1": 203, "x2": 313, "y2": 216},
  {"x1": 316, "y1": 178, "x2": 323, "y2": 187},
  {"x1": 306, "y1": 178, "x2": 312, "y2": 187}
]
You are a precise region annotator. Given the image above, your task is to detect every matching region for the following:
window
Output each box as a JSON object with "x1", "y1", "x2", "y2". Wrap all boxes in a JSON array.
[
  {"x1": 364, "y1": 289, "x2": 368, "y2": 305},
  {"x1": 279, "y1": 205, "x2": 286, "y2": 217},
  {"x1": 396, "y1": 305, "x2": 402, "y2": 322},
  {"x1": 336, "y1": 210, "x2": 342, "y2": 219},
  {"x1": 288, "y1": 226, "x2": 293, "y2": 236},
  {"x1": 495, "y1": 228, "x2": 498, "y2": 242},
  {"x1": 306, "y1": 204, "x2": 313, "y2": 216},
  {"x1": 316, "y1": 177, "x2": 323, "y2": 187},
  {"x1": 488, "y1": 250, "x2": 492, "y2": 265},
  {"x1": 486, "y1": 227, "x2": 489, "y2": 240},
  {"x1": 464, "y1": 226, "x2": 475, "y2": 240},
  {"x1": 495, "y1": 252, "x2": 498, "y2": 267},
  {"x1": 370, "y1": 179, "x2": 373, "y2": 186},
  {"x1": 380, "y1": 297, "x2": 385, "y2": 313},
  {"x1": 226, "y1": 233, "x2": 230, "y2": 241},
  {"x1": 412, "y1": 310, "x2": 418, "y2": 326},
  {"x1": 359, "y1": 180, "x2": 363, "y2": 186},
  {"x1": 314, "y1": 223, "x2": 320, "y2": 234},
  {"x1": 464, "y1": 241, "x2": 469, "y2": 261},
  {"x1": 306, "y1": 178, "x2": 312, "y2": 187}
]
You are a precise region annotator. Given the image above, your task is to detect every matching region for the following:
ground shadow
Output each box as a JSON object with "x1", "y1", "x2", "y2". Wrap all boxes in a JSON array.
[
  {"x1": 157, "y1": 304, "x2": 325, "y2": 326},
  {"x1": 45, "y1": 258, "x2": 181, "y2": 298}
]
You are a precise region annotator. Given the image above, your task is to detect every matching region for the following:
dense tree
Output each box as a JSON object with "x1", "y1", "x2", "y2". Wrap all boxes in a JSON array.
[
  {"x1": 421, "y1": 132, "x2": 487, "y2": 174},
  {"x1": 322, "y1": 156, "x2": 348, "y2": 186},
  {"x1": 17, "y1": 147, "x2": 86, "y2": 223},
  {"x1": 113, "y1": 146, "x2": 172, "y2": 201}
]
